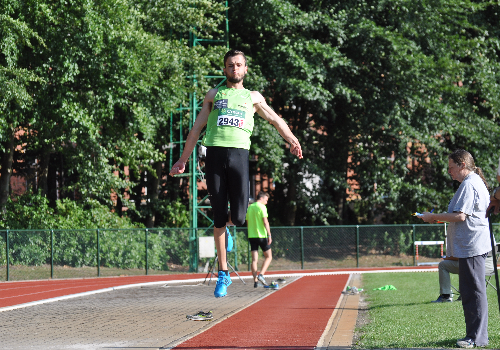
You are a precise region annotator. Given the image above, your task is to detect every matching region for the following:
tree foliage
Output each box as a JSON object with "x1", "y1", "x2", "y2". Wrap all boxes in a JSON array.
[
  {"x1": 1, "y1": 0, "x2": 500, "y2": 228},
  {"x1": 0, "y1": 191, "x2": 139, "y2": 229},
  {"x1": 230, "y1": 0, "x2": 500, "y2": 225},
  {"x1": 0, "y1": 0, "x2": 226, "y2": 227}
]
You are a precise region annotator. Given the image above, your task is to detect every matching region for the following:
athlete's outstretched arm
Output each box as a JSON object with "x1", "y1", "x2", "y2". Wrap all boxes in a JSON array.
[
  {"x1": 252, "y1": 91, "x2": 303, "y2": 159},
  {"x1": 169, "y1": 89, "x2": 216, "y2": 176}
]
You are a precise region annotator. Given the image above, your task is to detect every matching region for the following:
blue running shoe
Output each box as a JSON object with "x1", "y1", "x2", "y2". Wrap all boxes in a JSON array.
[
  {"x1": 214, "y1": 271, "x2": 232, "y2": 298},
  {"x1": 264, "y1": 281, "x2": 279, "y2": 290}
]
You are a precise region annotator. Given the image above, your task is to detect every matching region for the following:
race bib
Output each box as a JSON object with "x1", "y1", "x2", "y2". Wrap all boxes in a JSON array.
[{"x1": 217, "y1": 108, "x2": 245, "y2": 128}]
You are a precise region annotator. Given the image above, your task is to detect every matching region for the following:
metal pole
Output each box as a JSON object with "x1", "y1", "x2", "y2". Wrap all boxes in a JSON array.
[
  {"x1": 189, "y1": 90, "x2": 198, "y2": 272},
  {"x1": 6, "y1": 230, "x2": 9, "y2": 281},
  {"x1": 225, "y1": 0, "x2": 229, "y2": 49},
  {"x1": 51, "y1": 230, "x2": 54, "y2": 279},
  {"x1": 97, "y1": 229, "x2": 100, "y2": 277},
  {"x1": 413, "y1": 225, "x2": 416, "y2": 266},
  {"x1": 300, "y1": 227, "x2": 304, "y2": 270},
  {"x1": 145, "y1": 228, "x2": 149, "y2": 275},
  {"x1": 487, "y1": 207, "x2": 500, "y2": 315},
  {"x1": 232, "y1": 226, "x2": 238, "y2": 271},
  {"x1": 169, "y1": 112, "x2": 173, "y2": 170},
  {"x1": 356, "y1": 225, "x2": 360, "y2": 268}
]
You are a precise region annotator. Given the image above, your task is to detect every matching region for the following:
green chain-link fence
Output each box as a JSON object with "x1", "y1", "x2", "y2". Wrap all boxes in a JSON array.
[{"x1": 1, "y1": 224, "x2": 499, "y2": 281}]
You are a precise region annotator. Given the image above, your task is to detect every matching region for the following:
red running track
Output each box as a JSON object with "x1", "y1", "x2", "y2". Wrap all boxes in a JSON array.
[
  {"x1": 174, "y1": 274, "x2": 350, "y2": 350},
  {"x1": 0, "y1": 273, "x2": 214, "y2": 308}
]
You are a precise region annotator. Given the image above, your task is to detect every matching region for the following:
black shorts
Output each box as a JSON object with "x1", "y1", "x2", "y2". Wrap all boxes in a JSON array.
[
  {"x1": 249, "y1": 238, "x2": 271, "y2": 252},
  {"x1": 205, "y1": 146, "x2": 249, "y2": 228}
]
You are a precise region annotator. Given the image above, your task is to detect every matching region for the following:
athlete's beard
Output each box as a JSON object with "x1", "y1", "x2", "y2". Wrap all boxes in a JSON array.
[{"x1": 226, "y1": 72, "x2": 246, "y2": 84}]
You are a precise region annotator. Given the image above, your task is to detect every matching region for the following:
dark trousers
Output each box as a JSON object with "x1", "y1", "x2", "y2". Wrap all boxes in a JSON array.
[
  {"x1": 459, "y1": 254, "x2": 488, "y2": 346},
  {"x1": 205, "y1": 147, "x2": 249, "y2": 228}
]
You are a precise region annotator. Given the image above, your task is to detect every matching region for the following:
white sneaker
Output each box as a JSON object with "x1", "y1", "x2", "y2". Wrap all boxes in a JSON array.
[
  {"x1": 257, "y1": 274, "x2": 268, "y2": 286},
  {"x1": 456, "y1": 338, "x2": 475, "y2": 348}
]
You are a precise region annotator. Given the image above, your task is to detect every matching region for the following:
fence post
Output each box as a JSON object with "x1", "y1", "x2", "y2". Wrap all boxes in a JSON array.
[
  {"x1": 356, "y1": 225, "x2": 360, "y2": 268},
  {"x1": 145, "y1": 228, "x2": 149, "y2": 275},
  {"x1": 300, "y1": 227, "x2": 304, "y2": 270},
  {"x1": 412, "y1": 225, "x2": 416, "y2": 266},
  {"x1": 51, "y1": 230, "x2": 54, "y2": 279},
  {"x1": 6, "y1": 230, "x2": 9, "y2": 281},
  {"x1": 232, "y1": 226, "x2": 238, "y2": 271},
  {"x1": 97, "y1": 229, "x2": 100, "y2": 277},
  {"x1": 189, "y1": 227, "x2": 198, "y2": 273}
]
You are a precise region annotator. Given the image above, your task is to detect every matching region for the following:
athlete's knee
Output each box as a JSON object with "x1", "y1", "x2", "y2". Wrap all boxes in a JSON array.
[{"x1": 231, "y1": 215, "x2": 246, "y2": 226}]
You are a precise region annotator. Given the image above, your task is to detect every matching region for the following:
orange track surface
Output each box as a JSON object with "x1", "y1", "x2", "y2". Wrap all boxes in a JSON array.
[{"x1": 174, "y1": 274, "x2": 349, "y2": 350}]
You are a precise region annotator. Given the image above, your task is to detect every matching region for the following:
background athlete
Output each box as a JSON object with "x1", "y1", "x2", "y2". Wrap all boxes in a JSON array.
[
  {"x1": 246, "y1": 191, "x2": 273, "y2": 288},
  {"x1": 169, "y1": 49, "x2": 303, "y2": 298}
]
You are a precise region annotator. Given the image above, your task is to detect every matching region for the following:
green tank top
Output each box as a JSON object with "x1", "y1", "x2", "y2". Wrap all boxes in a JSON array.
[{"x1": 202, "y1": 86, "x2": 254, "y2": 149}]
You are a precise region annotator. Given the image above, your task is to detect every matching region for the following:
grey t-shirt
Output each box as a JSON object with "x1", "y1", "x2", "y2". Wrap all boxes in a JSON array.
[{"x1": 447, "y1": 172, "x2": 491, "y2": 258}]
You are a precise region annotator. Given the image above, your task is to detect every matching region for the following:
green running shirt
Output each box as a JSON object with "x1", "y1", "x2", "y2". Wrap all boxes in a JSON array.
[
  {"x1": 202, "y1": 86, "x2": 254, "y2": 150},
  {"x1": 246, "y1": 201, "x2": 269, "y2": 238}
]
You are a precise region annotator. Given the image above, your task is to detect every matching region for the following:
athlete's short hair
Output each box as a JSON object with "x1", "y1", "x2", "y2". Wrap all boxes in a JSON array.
[
  {"x1": 223, "y1": 49, "x2": 247, "y2": 67},
  {"x1": 256, "y1": 191, "x2": 269, "y2": 200}
]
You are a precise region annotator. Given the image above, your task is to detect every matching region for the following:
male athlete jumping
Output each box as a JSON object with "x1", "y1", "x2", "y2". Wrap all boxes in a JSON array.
[{"x1": 169, "y1": 49, "x2": 303, "y2": 298}]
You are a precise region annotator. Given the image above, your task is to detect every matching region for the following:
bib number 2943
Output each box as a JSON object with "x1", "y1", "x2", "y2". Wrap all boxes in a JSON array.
[{"x1": 217, "y1": 115, "x2": 244, "y2": 128}]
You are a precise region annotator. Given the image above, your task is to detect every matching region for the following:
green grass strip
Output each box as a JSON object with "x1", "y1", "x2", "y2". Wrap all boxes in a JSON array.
[{"x1": 355, "y1": 271, "x2": 500, "y2": 349}]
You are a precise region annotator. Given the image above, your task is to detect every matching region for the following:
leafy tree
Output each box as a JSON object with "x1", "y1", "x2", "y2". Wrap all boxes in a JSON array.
[
  {"x1": 230, "y1": 0, "x2": 500, "y2": 225},
  {"x1": 3, "y1": 0, "x2": 500, "y2": 229},
  {"x1": 0, "y1": 191, "x2": 139, "y2": 229},
  {"x1": 0, "y1": 0, "x2": 228, "y2": 228},
  {"x1": 0, "y1": 6, "x2": 44, "y2": 211},
  {"x1": 123, "y1": 0, "x2": 228, "y2": 227}
]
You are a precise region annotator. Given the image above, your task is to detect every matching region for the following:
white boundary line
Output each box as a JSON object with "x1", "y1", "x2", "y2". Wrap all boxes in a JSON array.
[{"x1": 0, "y1": 269, "x2": 438, "y2": 313}]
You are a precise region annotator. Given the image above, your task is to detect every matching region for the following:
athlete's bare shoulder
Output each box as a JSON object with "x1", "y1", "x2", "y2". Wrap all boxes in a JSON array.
[
  {"x1": 205, "y1": 88, "x2": 219, "y2": 102},
  {"x1": 250, "y1": 91, "x2": 269, "y2": 114},
  {"x1": 250, "y1": 91, "x2": 265, "y2": 104},
  {"x1": 198, "y1": 88, "x2": 219, "y2": 116}
]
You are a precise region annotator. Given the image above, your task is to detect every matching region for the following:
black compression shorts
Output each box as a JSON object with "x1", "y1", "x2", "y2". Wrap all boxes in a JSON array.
[
  {"x1": 249, "y1": 237, "x2": 271, "y2": 252},
  {"x1": 205, "y1": 146, "x2": 249, "y2": 228}
]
